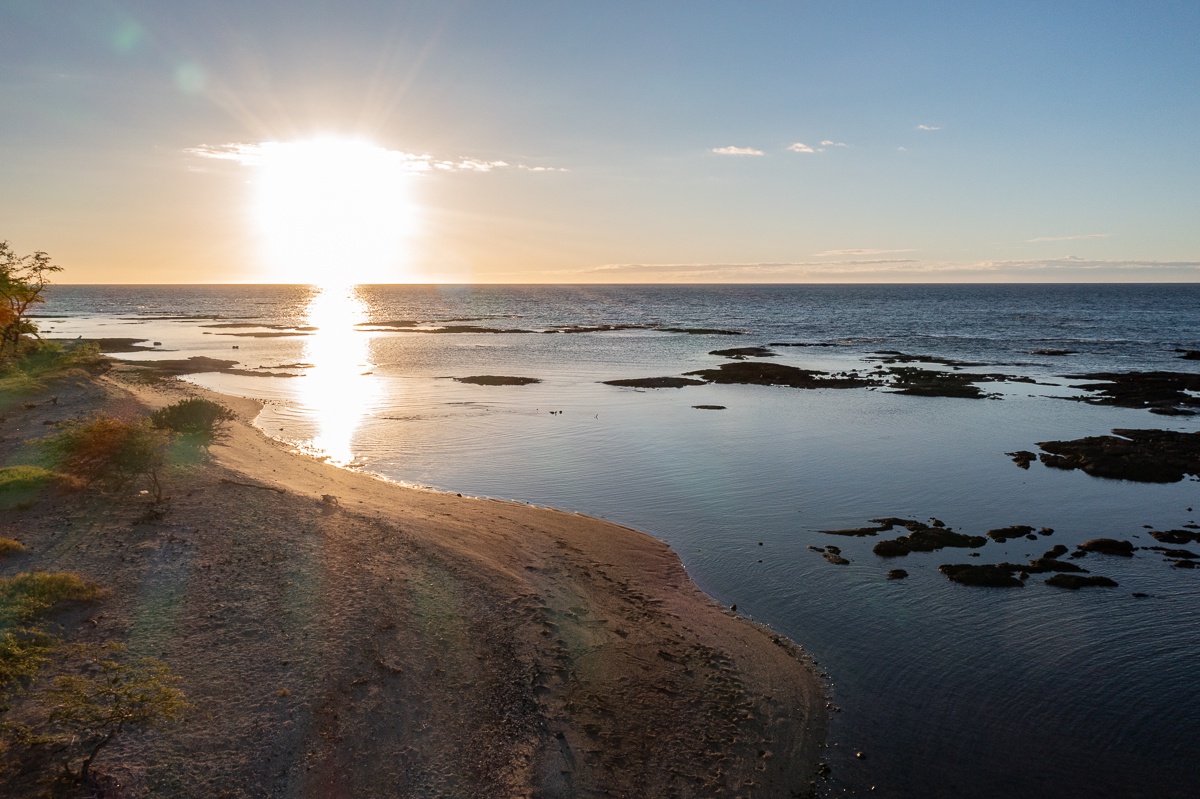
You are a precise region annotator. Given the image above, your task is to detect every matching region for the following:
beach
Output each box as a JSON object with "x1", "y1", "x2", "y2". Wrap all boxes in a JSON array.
[{"x1": 0, "y1": 360, "x2": 827, "y2": 796}]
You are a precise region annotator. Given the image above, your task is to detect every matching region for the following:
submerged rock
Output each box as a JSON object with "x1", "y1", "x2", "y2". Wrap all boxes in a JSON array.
[
  {"x1": 1045, "y1": 574, "x2": 1119, "y2": 589},
  {"x1": 1036, "y1": 429, "x2": 1200, "y2": 483},
  {"x1": 1043, "y1": 544, "x2": 1069, "y2": 559},
  {"x1": 691, "y1": 404, "x2": 727, "y2": 410},
  {"x1": 886, "y1": 569, "x2": 909, "y2": 580}
]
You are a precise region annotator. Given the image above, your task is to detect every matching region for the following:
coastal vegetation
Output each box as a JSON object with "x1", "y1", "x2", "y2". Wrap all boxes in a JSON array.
[{"x1": 0, "y1": 242, "x2": 60, "y2": 359}]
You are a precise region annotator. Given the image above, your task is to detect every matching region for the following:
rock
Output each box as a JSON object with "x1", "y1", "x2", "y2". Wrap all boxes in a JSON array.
[
  {"x1": 1039, "y1": 527, "x2": 1055, "y2": 536},
  {"x1": 886, "y1": 569, "x2": 908, "y2": 580},
  {"x1": 1076, "y1": 539, "x2": 1135, "y2": 557},
  {"x1": 1042, "y1": 544, "x2": 1069, "y2": 559},
  {"x1": 987, "y1": 525, "x2": 1035, "y2": 542},
  {"x1": 454, "y1": 375, "x2": 541, "y2": 386},
  {"x1": 1007, "y1": 450, "x2": 1037, "y2": 469},
  {"x1": 1031, "y1": 349, "x2": 1077, "y2": 356},
  {"x1": 939, "y1": 563, "x2": 1024, "y2": 588},
  {"x1": 885, "y1": 367, "x2": 996, "y2": 399},
  {"x1": 1172, "y1": 559, "x2": 1197, "y2": 569},
  {"x1": 602, "y1": 377, "x2": 707, "y2": 389},
  {"x1": 691, "y1": 405, "x2": 726, "y2": 410},
  {"x1": 1176, "y1": 349, "x2": 1200, "y2": 360},
  {"x1": 1045, "y1": 574, "x2": 1119, "y2": 589},
  {"x1": 872, "y1": 520, "x2": 987, "y2": 557},
  {"x1": 708, "y1": 346, "x2": 777, "y2": 359},
  {"x1": 685, "y1": 361, "x2": 873, "y2": 389},
  {"x1": 1036, "y1": 429, "x2": 1200, "y2": 483},
  {"x1": 1148, "y1": 546, "x2": 1198, "y2": 559},
  {"x1": 1149, "y1": 529, "x2": 1200, "y2": 545},
  {"x1": 1066, "y1": 371, "x2": 1200, "y2": 415}
]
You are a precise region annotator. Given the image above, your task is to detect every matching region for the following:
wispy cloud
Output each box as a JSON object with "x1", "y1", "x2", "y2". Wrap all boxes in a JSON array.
[
  {"x1": 787, "y1": 142, "x2": 816, "y2": 154},
  {"x1": 711, "y1": 146, "x2": 764, "y2": 156},
  {"x1": 188, "y1": 142, "x2": 567, "y2": 173},
  {"x1": 813, "y1": 248, "x2": 916, "y2": 257},
  {"x1": 1026, "y1": 233, "x2": 1111, "y2": 243},
  {"x1": 916, "y1": 124, "x2": 941, "y2": 131},
  {"x1": 819, "y1": 140, "x2": 848, "y2": 147}
]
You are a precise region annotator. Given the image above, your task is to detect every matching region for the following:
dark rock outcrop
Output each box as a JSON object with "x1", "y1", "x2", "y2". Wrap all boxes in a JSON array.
[
  {"x1": 602, "y1": 377, "x2": 707, "y2": 389},
  {"x1": 1076, "y1": 539, "x2": 1136, "y2": 557},
  {"x1": 454, "y1": 375, "x2": 541, "y2": 386},
  {"x1": 1066, "y1": 371, "x2": 1200, "y2": 415},
  {"x1": 708, "y1": 347, "x2": 777, "y2": 359},
  {"x1": 987, "y1": 525, "x2": 1035, "y2": 543},
  {"x1": 685, "y1": 362, "x2": 872, "y2": 389},
  {"x1": 1036, "y1": 429, "x2": 1200, "y2": 483},
  {"x1": 939, "y1": 563, "x2": 1024, "y2": 588},
  {"x1": 1045, "y1": 574, "x2": 1119, "y2": 589}
]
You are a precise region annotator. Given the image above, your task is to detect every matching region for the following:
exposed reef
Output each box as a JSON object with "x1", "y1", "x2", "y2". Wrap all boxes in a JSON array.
[
  {"x1": 939, "y1": 563, "x2": 1024, "y2": 588},
  {"x1": 1149, "y1": 529, "x2": 1200, "y2": 545},
  {"x1": 602, "y1": 377, "x2": 708, "y2": 389},
  {"x1": 51, "y1": 337, "x2": 160, "y2": 353},
  {"x1": 1035, "y1": 429, "x2": 1200, "y2": 483},
  {"x1": 708, "y1": 346, "x2": 777, "y2": 359},
  {"x1": 454, "y1": 375, "x2": 542, "y2": 386},
  {"x1": 685, "y1": 362, "x2": 872, "y2": 389},
  {"x1": 691, "y1": 404, "x2": 726, "y2": 410},
  {"x1": 126, "y1": 356, "x2": 300, "y2": 378},
  {"x1": 869, "y1": 519, "x2": 987, "y2": 557},
  {"x1": 1074, "y1": 538, "x2": 1136, "y2": 557},
  {"x1": 1066, "y1": 371, "x2": 1200, "y2": 415}
]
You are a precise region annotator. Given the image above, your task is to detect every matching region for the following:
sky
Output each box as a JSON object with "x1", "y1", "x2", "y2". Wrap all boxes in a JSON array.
[{"x1": 1, "y1": 0, "x2": 1198, "y2": 284}]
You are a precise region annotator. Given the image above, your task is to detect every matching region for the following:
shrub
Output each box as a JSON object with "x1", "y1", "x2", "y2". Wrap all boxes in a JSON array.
[
  {"x1": 0, "y1": 539, "x2": 24, "y2": 559},
  {"x1": 150, "y1": 397, "x2": 234, "y2": 438},
  {"x1": 45, "y1": 416, "x2": 169, "y2": 499}
]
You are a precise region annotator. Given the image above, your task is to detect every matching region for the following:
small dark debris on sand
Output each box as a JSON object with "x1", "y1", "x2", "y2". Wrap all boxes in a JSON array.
[
  {"x1": 708, "y1": 346, "x2": 777, "y2": 359},
  {"x1": 1036, "y1": 429, "x2": 1200, "y2": 483},
  {"x1": 1007, "y1": 450, "x2": 1037, "y2": 469},
  {"x1": 454, "y1": 375, "x2": 542, "y2": 386},
  {"x1": 603, "y1": 377, "x2": 707, "y2": 389},
  {"x1": 1075, "y1": 538, "x2": 1136, "y2": 557},
  {"x1": 1066, "y1": 371, "x2": 1200, "y2": 415},
  {"x1": 691, "y1": 404, "x2": 726, "y2": 410},
  {"x1": 1045, "y1": 574, "x2": 1119, "y2": 589},
  {"x1": 685, "y1": 362, "x2": 872, "y2": 389}
]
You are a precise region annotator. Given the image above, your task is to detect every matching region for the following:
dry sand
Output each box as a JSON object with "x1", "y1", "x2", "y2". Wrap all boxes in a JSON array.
[{"x1": 1, "y1": 366, "x2": 827, "y2": 797}]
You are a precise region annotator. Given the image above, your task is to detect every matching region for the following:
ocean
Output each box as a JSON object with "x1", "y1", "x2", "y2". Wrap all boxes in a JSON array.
[{"x1": 39, "y1": 283, "x2": 1200, "y2": 798}]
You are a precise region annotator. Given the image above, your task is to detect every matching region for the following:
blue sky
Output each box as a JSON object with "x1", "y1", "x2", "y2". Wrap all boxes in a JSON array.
[{"x1": 1, "y1": 1, "x2": 1197, "y2": 282}]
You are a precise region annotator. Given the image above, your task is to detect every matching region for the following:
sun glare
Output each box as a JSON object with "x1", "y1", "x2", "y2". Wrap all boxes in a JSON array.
[{"x1": 252, "y1": 138, "x2": 419, "y2": 286}]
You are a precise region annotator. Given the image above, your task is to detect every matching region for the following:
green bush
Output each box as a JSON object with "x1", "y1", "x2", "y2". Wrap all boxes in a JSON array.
[
  {"x1": 45, "y1": 415, "x2": 169, "y2": 499},
  {"x1": 150, "y1": 397, "x2": 234, "y2": 437}
]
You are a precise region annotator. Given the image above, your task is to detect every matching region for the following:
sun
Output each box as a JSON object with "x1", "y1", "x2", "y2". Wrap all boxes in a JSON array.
[{"x1": 251, "y1": 138, "x2": 419, "y2": 286}]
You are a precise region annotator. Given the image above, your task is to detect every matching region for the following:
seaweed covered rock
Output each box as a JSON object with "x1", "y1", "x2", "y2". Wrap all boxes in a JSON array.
[
  {"x1": 871, "y1": 521, "x2": 987, "y2": 557},
  {"x1": 602, "y1": 377, "x2": 707, "y2": 389},
  {"x1": 708, "y1": 347, "x2": 777, "y2": 359},
  {"x1": 987, "y1": 525, "x2": 1036, "y2": 543},
  {"x1": 1067, "y1": 371, "x2": 1200, "y2": 415},
  {"x1": 1149, "y1": 529, "x2": 1200, "y2": 545}
]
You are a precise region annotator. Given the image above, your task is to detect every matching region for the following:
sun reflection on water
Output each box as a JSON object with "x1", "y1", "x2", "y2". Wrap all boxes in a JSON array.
[{"x1": 299, "y1": 286, "x2": 378, "y2": 465}]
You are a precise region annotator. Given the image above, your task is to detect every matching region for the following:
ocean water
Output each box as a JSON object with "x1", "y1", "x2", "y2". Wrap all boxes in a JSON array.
[{"x1": 40, "y1": 284, "x2": 1200, "y2": 798}]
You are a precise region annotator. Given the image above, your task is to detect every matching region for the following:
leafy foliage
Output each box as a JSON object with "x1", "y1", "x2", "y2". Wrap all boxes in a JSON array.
[
  {"x1": 0, "y1": 241, "x2": 61, "y2": 359},
  {"x1": 44, "y1": 643, "x2": 191, "y2": 781},
  {"x1": 45, "y1": 415, "x2": 170, "y2": 500},
  {"x1": 150, "y1": 397, "x2": 235, "y2": 438}
]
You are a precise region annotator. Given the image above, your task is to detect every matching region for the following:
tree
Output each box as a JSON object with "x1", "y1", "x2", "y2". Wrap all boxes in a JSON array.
[
  {"x1": 0, "y1": 241, "x2": 62, "y2": 358},
  {"x1": 44, "y1": 644, "x2": 190, "y2": 783}
]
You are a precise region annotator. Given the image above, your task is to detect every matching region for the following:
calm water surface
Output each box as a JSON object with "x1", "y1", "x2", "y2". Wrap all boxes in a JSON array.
[{"x1": 42, "y1": 284, "x2": 1200, "y2": 798}]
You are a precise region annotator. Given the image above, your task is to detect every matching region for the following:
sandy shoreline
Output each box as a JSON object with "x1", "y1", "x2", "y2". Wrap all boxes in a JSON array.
[{"x1": 2, "y1": 365, "x2": 826, "y2": 797}]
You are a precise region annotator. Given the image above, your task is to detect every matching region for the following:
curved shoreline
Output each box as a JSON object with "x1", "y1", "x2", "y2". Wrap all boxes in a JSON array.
[{"x1": 95, "y1": 367, "x2": 828, "y2": 795}]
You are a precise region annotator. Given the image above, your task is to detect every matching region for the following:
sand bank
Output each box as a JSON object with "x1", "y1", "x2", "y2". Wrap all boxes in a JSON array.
[{"x1": 3, "y1": 366, "x2": 826, "y2": 797}]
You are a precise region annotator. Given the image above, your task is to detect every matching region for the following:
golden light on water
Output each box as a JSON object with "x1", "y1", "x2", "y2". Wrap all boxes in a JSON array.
[
  {"x1": 298, "y1": 286, "x2": 379, "y2": 465},
  {"x1": 252, "y1": 138, "x2": 419, "y2": 286}
]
